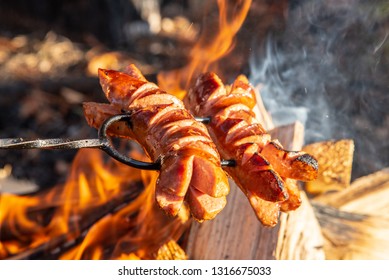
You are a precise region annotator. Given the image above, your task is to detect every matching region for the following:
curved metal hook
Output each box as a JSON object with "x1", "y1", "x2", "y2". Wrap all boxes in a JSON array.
[{"x1": 98, "y1": 114, "x2": 161, "y2": 170}]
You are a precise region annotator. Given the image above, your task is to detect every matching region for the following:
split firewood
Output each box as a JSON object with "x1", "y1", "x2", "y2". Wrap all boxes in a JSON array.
[
  {"x1": 315, "y1": 168, "x2": 389, "y2": 216},
  {"x1": 311, "y1": 167, "x2": 389, "y2": 259},
  {"x1": 312, "y1": 201, "x2": 389, "y2": 260},
  {"x1": 303, "y1": 139, "x2": 354, "y2": 194},
  {"x1": 276, "y1": 192, "x2": 325, "y2": 260},
  {"x1": 156, "y1": 240, "x2": 187, "y2": 260}
]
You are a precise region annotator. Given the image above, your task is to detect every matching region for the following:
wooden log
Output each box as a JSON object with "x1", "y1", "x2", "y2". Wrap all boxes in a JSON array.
[
  {"x1": 185, "y1": 177, "x2": 279, "y2": 259},
  {"x1": 156, "y1": 240, "x2": 188, "y2": 260},
  {"x1": 303, "y1": 140, "x2": 355, "y2": 195},
  {"x1": 312, "y1": 201, "x2": 389, "y2": 260},
  {"x1": 115, "y1": 239, "x2": 188, "y2": 260},
  {"x1": 185, "y1": 121, "x2": 325, "y2": 259},
  {"x1": 276, "y1": 192, "x2": 325, "y2": 260},
  {"x1": 2, "y1": 183, "x2": 142, "y2": 260},
  {"x1": 315, "y1": 168, "x2": 389, "y2": 216},
  {"x1": 309, "y1": 167, "x2": 389, "y2": 259}
]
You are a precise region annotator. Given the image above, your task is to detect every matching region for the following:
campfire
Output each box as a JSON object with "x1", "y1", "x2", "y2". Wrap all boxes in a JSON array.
[{"x1": 1, "y1": 0, "x2": 389, "y2": 260}]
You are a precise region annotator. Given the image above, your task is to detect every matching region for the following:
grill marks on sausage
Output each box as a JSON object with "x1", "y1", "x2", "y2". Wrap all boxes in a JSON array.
[{"x1": 184, "y1": 72, "x2": 318, "y2": 226}]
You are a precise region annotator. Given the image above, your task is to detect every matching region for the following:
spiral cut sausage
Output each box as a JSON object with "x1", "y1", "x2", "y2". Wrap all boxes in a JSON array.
[
  {"x1": 83, "y1": 65, "x2": 229, "y2": 221},
  {"x1": 184, "y1": 72, "x2": 318, "y2": 226}
]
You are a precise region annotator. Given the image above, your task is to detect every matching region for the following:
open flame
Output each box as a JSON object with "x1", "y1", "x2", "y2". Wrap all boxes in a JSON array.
[
  {"x1": 0, "y1": 0, "x2": 252, "y2": 260},
  {"x1": 1, "y1": 149, "x2": 139, "y2": 258},
  {"x1": 158, "y1": 0, "x2": 252, "y2": 97},
  {"x1": 0, "y1": 149, "x2": 190, "y2": 259}
]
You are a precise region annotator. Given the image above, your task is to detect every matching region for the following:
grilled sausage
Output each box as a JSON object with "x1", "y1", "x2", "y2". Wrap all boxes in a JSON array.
[
  {"x1": 184, "y1": 72, "x2": 318, "y2": 226},
  {"x1": 83, "y1": 65, "x2": 229, "y2": 221}
]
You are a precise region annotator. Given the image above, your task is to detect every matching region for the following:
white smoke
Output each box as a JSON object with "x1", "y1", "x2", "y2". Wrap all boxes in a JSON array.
[
  {"x1": 249, "y1": 36, "x2": 336, "y2": 143},
  {"x1": 248, "y1": 0, "x2": 389, "y2": 177}
]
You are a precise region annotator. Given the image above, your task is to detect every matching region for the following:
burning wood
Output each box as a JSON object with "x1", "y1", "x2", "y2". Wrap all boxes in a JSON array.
[
  {"x1": 4, "y1": 187, "x2": 140, "y2": 260},
  {"x1": 0, "y1": 150, "x2": 143, "y2": 259},
  {"x1": 58, "y1": 182, "x2": 190, "y2": 260},
  {"x1": 0, "y1": 148, "x2": 191, "y2": 260}
]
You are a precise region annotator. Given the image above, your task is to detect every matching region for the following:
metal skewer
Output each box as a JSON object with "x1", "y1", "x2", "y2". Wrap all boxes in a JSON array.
[
  {"x1": 194, "y1": 116, "x2": 211, "y2": 124},
  {"x1": 0, "y1": 138, "x2": 104, "y2": 150},
  {"x1": 0, "y1": 114, "x2": 235, "y2": 170}
]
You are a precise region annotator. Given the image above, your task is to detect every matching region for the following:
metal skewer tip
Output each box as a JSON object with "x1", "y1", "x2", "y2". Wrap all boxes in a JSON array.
[
  {"x1": 194, "y1": 116, "x2": 211, "y2": 124},
  {"x1": 221, "y1": 159, "x2": 236, "y2": 167}
]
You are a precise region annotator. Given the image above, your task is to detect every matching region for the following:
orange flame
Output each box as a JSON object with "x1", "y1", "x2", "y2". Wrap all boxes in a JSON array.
[
  {"x1": 158, "y1": 0, "x2": 252, "y2": 98},
  {"x1": 58, "y1": 169, "x2": 190, "y2": 260},
  {"x1": 0, "y1": 149, "x2": 143, "y2": 259},
  {"x1": 0, "y1": 149, "x2": 189, "y2": 260}
]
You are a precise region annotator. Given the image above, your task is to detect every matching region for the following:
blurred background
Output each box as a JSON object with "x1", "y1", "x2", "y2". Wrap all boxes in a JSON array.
[{"x1": 1, "y1": 0, "x2": 388, "y2": 191}]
